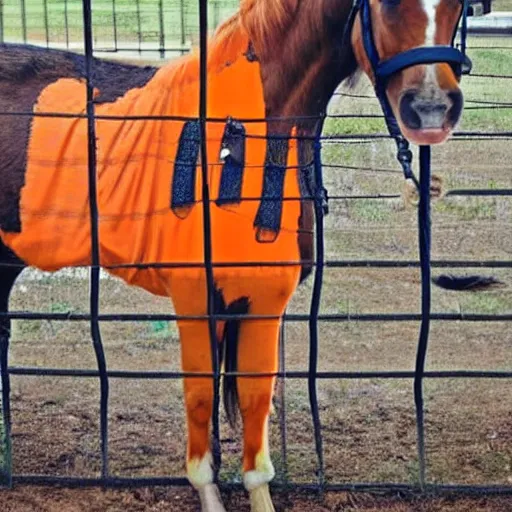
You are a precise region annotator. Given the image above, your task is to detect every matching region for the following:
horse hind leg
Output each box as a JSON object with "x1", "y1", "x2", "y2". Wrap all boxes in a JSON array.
[{"x1": 0, "y1": 243, "x2": 25, "y2": 477}]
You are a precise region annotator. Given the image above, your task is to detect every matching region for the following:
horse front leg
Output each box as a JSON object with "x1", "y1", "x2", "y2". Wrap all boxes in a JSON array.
[
  {"x1": 237, "y1": 317, "x2": 282, "y2": 512},
  {"x1": 179, "y1": 317, "x2": 226, "y2": 512}
]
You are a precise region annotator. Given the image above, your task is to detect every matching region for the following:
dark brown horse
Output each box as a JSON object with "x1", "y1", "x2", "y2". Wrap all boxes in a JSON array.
[{"x1": 0, "y1": 1, "x2": 467, "y2": 510}]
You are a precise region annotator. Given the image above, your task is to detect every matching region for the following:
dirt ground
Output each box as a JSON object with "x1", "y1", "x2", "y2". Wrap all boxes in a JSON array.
[{"x1": 1, "y1": 487, "x2": 512, "y2": 512}]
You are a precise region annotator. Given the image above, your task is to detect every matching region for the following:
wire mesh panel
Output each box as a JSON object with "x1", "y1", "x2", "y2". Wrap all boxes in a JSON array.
[
  {"x1": 0, "y1": 0, "x2": 511, "y2": 500},
  {"x1": 0, "y1": 0, "x2": 239, "y2": 56}
]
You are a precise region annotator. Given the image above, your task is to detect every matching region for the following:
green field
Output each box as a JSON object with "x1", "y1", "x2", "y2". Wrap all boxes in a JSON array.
[{"x1": 2, "y1": 0, "x2": 510, "y2": 49}]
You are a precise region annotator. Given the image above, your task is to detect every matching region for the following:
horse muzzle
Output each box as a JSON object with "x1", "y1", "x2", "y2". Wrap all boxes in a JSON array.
[{"x1": 398, "y1": 88, "x2": 463, "y2": 145}]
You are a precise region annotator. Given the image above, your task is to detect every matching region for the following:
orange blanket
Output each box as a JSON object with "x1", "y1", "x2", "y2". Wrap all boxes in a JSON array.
[{"x1": 0, "y1": 32, "x2": 303, "y2": 298}]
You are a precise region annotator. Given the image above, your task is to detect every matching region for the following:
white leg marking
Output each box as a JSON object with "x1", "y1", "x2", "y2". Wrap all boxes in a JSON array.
[
  {"x1": 243, "y1": 420, "x2": 275, "y2": 491},
  {"x1": 187, "y1": 451, "x2": 214, "y2": 489},
  {"x1": 244, "y1": 422, "x2": 276, "y2": 512},
  {"x1": 188, "y1": 453, "x2": 227, "y2": 512}
]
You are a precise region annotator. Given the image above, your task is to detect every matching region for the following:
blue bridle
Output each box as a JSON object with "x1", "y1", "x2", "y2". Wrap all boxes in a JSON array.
[{"x1": 353, "y1": 0, "x2": 472, "y2": 184}]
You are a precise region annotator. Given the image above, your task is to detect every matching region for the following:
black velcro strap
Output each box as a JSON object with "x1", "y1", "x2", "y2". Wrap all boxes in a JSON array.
[
  {"x1": 254, "y1": 137, "x2": 289, "y2": 240},
  {"x1": 171, "y1": 120, "x2": 201, "y2": 218},
  {"x1": 216, "y1": 119, "x2": 246, "y2": 206}
]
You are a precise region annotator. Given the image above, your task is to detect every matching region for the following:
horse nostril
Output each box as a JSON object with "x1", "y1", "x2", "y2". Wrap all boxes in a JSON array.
[
  {"x1": 399, "y1": 91, "x2": 422, "y2": 130},
  {"x1": 447, "y1": 90, "x2": 464, "y2": 125},
  {"x1": 399, "y1": 89, "x2": 458, "y2": 131}
]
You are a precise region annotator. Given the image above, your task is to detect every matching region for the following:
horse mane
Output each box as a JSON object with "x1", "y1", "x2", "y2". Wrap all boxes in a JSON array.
[
  {"x1": 208, "y1": 0, "x2": 302, "y2": 65},
  {"x1": 207, "y1": 13, "x2": 250, "y2": 71},
  {"x1": 239, "y1": 0, "x2": 299, "y2": 56}
]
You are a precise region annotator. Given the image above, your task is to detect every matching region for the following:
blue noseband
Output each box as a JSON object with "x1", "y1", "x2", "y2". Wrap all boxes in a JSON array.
[
  {"x1": 360, "y1": 0, "x2": 472, "y2": 82},
  {"x1": 376, "y1": 46, "x2": 470, "y2": 84}
]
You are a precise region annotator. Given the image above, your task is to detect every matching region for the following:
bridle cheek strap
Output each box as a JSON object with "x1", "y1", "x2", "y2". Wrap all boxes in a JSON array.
[{"x1": 356, "y1": 0, "x2": 471, "y2": 184}]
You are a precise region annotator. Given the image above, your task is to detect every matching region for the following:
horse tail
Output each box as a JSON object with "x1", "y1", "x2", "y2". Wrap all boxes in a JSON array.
[
  {"x1": 221, "y1": 297, "x2": 250, "y2": 430},
  {"x1": 432, "y1": 274, "x2": 505, "y2": 291}
]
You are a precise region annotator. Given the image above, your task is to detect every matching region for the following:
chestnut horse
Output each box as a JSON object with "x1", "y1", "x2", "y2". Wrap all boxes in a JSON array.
[{"x1": 0, "y1": 0, "x2": 467, "y2": 510}]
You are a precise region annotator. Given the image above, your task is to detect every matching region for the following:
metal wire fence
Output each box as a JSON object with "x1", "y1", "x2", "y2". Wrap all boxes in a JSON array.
[
  {"x1": 0, "y1": 0, "x2": 511, "y2": 499},
  {"x1": 0, "y1": 0, "x2": 239, "y2": 57}
]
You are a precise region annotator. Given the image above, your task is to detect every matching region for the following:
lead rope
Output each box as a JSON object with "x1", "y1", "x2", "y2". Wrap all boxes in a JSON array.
[
  {"x1": 355, "y1": 0, "x2": 471, "y2": 488},
  {"x1": 414, "y1": 145, "x2": 432, "y2": 489},
  {"x1": 357, "y1": 0, "x2": 420, "y2": 187},
  {"x1": 412, "y1": 4, "x2": 469, "y2": 488}
]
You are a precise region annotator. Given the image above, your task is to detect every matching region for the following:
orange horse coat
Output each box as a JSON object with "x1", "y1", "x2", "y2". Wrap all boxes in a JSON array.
[
  {"x1": 1, "y1": 28, "x2": 304, "y2": 476},
  {"x1": 0, "y1": 31, "x2": 301, "y2": 476},
  {"x1": 0, "y1": 33, "x2": 303, "y2": 310}
]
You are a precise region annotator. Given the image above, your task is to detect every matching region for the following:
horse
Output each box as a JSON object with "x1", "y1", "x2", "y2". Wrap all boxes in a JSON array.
[{"x1": 0, "y1": 0, "x2": 468, "y2": 510}]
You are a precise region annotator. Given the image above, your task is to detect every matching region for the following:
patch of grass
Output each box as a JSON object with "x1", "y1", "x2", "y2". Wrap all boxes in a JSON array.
[
  {"x1": 461, "y1": 106, "x2": 512, "y2": 132},
  {"x1": 13, "y1": 319, "x2": 43, "y2": 336},
  {"x1": 350, "y1": 199, "x2": 393, "y2": 223},
  {"x1": 474, "y1": 451, "x2": 512, "y2": 481},
  {"x1": 50, "y1": 301, "x2": 76, "y2": 314},
  {"x1": 461, "y1": 293, "x2": 511, "y2": 315},
  {"x1": 324, "y1": 116, "x2": 386, "y2": 137},
  {"x1": 434, "y1": 197, "x2": 497, "y2": 221},
  {"x1": 470, "y1": 48, "x2": 512, "y2": 77},
  {"x1": 495, "y1": 0, "x2": 512, "y2": 10},
  {"x1": 337, "y1": 299, "x2": 350, "y2": 315},
  {"x1": 218, "y1": 455, "x2": 243, "y2": 484},
  {"x1": 321, "y1": 142, "x2": 360, "y2": 169}
]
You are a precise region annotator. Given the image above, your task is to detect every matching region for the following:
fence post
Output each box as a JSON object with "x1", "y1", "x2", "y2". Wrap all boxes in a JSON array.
[
  {"x1": 21, "y1": 0, "x2": 27, "y2": 43},
  {"x1": 308, "y1": 130, "x2": 327, "y2": 491},
  {"x1": 198, "y1": 0, "x2": 221, "y2": 479},
  {"x1": 413, "y1": 145, "x2": 433, "y2": 490},
  {"x1": 43, "y1": 0, "x2": 49, "y2": 47},
  {"x1": 158, "y1": 0, "x2": 165, "y2": 59},
  {"x1": 277, "y1": 320, "x2": 289, "y2": 484},
  {"x1": 180, "y1": 0, "x2": 186, "y2": 54},
  {"x1": 0, "y1": 0, "x2": 3, "y2": 44},
  {"x1": 112, "y1": 0, "x2": 118, "y2": 52},
  {"x1": 82, "y1": 0, "x2": 110, "y2": 482},
  {"x1": 135, "y1": 0, "x2": 142, "y2": 54},
  {"x1": 64, "y1": 0, "x2": 69, "y2": 49},
  {"x1": 213, "y1": 0, "x2": 219, "y2": 31}
]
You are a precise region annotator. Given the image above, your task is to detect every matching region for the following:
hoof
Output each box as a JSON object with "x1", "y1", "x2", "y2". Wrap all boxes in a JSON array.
[
  {"x1": 249, "y1": 484, "x2": 275, "y2": 512},
  {"x1": 198, "y1": 484, "x2": 227, "y2": 512}
]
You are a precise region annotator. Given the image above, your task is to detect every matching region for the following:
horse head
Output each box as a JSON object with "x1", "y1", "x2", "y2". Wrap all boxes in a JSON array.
[{"x1": 351, "y1": 0, "x2": 468, "y2": 145}]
